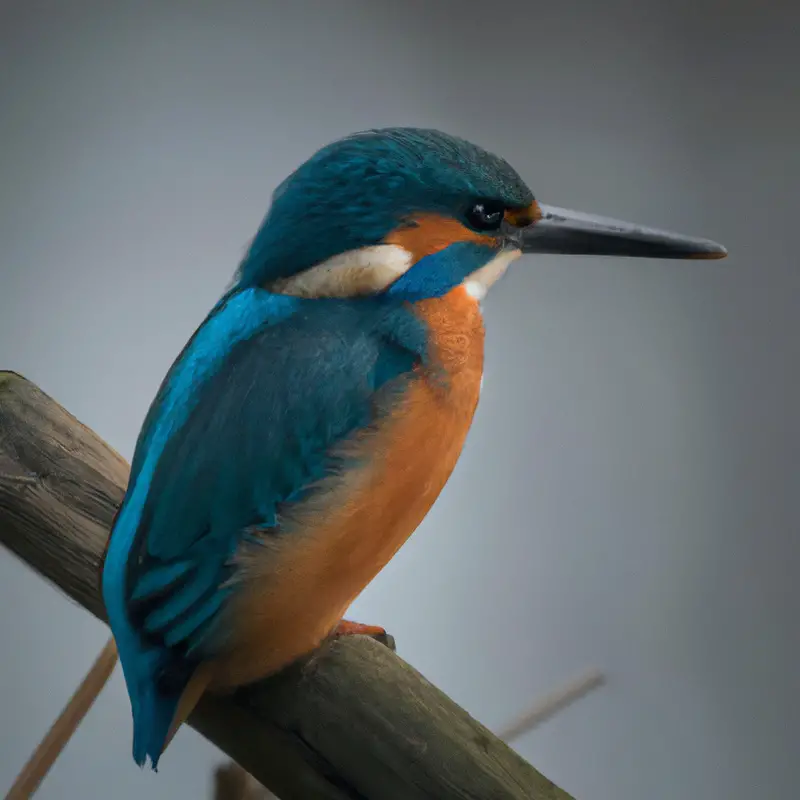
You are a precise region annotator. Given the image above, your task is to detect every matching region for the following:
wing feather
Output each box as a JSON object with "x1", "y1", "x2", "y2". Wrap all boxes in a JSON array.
[{"x1": 120, "y1": 292, "x2": 424, "y2": 660}]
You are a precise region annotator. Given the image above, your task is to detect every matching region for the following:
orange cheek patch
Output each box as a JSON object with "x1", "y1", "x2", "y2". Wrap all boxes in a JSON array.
[
  {"x1": 384, "y1": 213, "x2": 499, "y2": 262},
  {"x1": 505, "y1": 200, "x2": 541, "y2": 228}
]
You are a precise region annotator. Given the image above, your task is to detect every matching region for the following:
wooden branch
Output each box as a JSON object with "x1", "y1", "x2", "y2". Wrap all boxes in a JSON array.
[
  {"x1": 214, "y1": 762, "x2": 275, "y2": 800},
  {"x1": 0, "y1": 371, "x2": 574, "y2": 800},
  {"x1": 212, "y1": 667, "x2": 606, "y2": 800}
]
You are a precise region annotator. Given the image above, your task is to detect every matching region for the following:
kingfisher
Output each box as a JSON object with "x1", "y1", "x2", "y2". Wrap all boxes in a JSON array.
[{"x1": 8, "y1": 128, "x2": 728, "y2": 791}]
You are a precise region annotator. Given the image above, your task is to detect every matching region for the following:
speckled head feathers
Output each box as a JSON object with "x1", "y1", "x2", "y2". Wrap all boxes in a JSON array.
[{"x1": 236, "y1": 127, "x2": 534, "y2": 288}]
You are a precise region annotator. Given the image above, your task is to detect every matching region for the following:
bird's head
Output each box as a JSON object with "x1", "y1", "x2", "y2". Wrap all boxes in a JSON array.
[{"x1": 236, "y1": 127, "x2": 726, "y2": 301}]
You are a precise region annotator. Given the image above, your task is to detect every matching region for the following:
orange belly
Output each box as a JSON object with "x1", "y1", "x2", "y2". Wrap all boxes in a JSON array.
[{"x1": 209, "y1": 286, "x2": 484, "y2": 688}]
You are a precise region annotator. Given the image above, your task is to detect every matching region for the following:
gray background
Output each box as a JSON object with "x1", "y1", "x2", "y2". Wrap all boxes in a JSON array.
[{"x1": 1, "y1": 1, "x2": 797, "y2": 798}]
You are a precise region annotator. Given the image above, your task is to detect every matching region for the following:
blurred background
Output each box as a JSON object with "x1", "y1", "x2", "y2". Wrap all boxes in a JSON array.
[{"x1": 1, "y1": 1, "x2": 797, "y2": 798}]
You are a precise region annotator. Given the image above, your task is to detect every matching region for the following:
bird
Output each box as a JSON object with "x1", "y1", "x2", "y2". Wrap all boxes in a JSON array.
[{"x1": 6, "y1": 126, "x2": 727, "y2": 794}]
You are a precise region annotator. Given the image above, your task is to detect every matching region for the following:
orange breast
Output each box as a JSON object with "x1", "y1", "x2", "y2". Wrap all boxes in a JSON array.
[{"x1": 210, "y1": 286, "x2": 484, "y2": 688}]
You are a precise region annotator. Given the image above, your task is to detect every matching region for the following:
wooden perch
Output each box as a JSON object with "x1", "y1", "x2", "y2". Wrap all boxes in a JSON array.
[
  {"x1": 0, "y1": 371, "x2": 574, "y2": 800},
  {"x1": 214, "y1": 762, "x2": 275, "y2": 800}
]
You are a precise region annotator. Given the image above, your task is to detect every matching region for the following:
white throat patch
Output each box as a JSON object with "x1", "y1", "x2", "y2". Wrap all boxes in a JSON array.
[
  {"x1": 269, "y1": 244, "x2": 413, "y2": 298},
  {"x1": 462, "y1": 248, "x2": 522, "y2": 302}
]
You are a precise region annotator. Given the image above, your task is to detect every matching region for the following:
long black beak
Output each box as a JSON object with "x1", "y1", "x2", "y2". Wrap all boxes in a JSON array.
[{"x1": 513, "y1": 203, "x2": 727, "y2": 260}]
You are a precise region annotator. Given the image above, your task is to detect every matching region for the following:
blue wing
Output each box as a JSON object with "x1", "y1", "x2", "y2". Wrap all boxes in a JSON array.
[{"x1": 101, "y1": 286, "x2": 426, "y2": 766}]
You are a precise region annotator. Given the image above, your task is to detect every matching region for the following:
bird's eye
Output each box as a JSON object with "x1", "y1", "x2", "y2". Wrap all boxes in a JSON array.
[{"x1": 465, "y1": 200, "x2": 506, "y2": 232}]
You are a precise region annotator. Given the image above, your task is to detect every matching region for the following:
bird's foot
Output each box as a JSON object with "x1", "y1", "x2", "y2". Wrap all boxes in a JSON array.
[
  {"x1": 332, "y1": 619, "x2": 395, "y2": 651},
  {"x1": 333, "y1": 620, "x2": 386, "y2": 637}
]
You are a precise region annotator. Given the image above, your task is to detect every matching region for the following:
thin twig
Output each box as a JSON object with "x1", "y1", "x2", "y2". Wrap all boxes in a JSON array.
[{"x1": 497, "y1": 669, "x2": 606, "y2": 744}]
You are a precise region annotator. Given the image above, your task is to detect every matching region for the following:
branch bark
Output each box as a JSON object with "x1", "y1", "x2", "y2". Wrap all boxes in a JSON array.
[
  {"x1": 214, "y1": 762, "x2": 275, "y2": 800},
  {"x1": 0, "y1": 371, "x2": 574, "y2": 800}
]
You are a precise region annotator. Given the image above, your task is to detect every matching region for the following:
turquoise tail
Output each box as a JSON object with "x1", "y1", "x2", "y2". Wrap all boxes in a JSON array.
[{"x1": 127, "y1": 649, "x2": 189, "y2": 769}]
